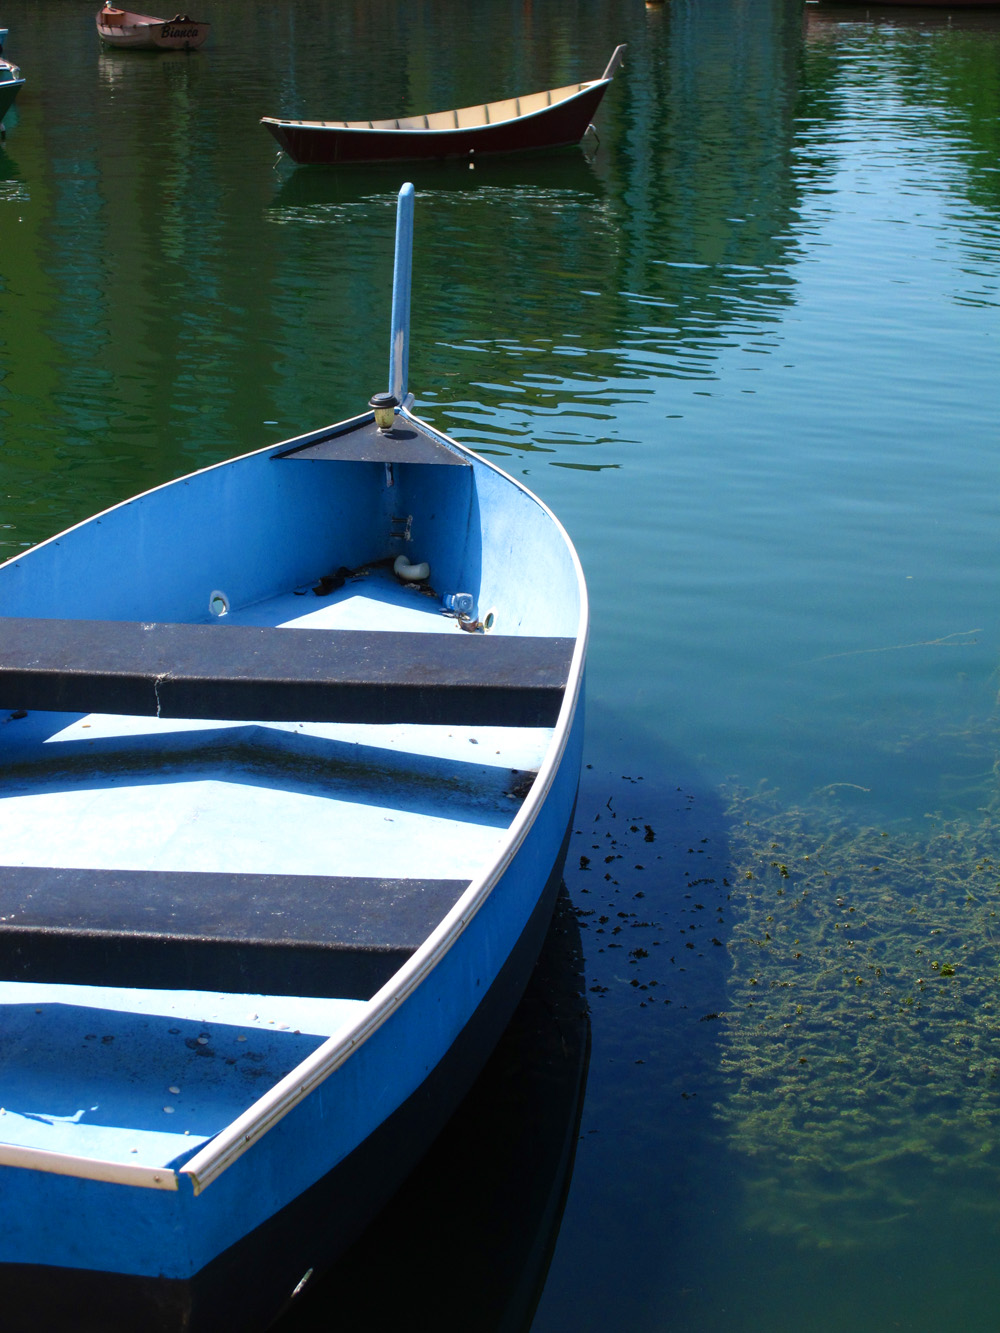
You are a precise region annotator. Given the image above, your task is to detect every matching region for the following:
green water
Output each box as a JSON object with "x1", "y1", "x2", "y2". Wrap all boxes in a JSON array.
[{"x1": 3, "y1": 0, "x2": 1000, "y2": 1328}]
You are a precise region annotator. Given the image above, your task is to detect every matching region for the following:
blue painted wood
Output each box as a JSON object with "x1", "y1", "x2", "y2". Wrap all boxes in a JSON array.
[
  {"x1": 0, "y1": 429, "x2": 578, "y2": 636},
  {"x1": 0, "y1": 881, "x2": 585, "y2": 1333},
  {"x1": 0, "y1": 184, "x2": 586, "y2": 1324},
  {"x1": 0, "y1": 705, "x2": 583, "y2": 1286}
]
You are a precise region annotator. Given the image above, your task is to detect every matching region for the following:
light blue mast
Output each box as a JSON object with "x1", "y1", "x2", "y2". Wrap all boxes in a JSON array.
[{"x1": 389, "y1": 183, "x2": 414, "y2": 405}]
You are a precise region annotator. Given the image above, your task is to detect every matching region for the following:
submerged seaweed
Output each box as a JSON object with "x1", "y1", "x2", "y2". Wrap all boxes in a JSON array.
[{"x1": 717, "y1": 781, "x2": 1000, "y2": 1250}]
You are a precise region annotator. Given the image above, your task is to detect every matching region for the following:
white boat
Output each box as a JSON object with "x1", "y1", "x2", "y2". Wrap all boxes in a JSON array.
[{"x1": 95, "y1": 5, "x2": 210, "y2": 50}]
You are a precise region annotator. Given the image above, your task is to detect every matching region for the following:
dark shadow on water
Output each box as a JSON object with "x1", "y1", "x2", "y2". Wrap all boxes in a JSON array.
[
  {"x1": 528, "y1": 746, "x2": 741, "y2": 1332},
  {"x1": 536, "y1": 758, "x2": 1000, "y2": 1333},
  {"x1": 272, "y1": 884, "x2": 590, "y2": 1333}
]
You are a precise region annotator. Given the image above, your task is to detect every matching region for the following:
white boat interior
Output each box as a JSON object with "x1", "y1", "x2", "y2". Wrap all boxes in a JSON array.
[{"x1": 283, "y1": 79, "x2": 603, "y2": 132}]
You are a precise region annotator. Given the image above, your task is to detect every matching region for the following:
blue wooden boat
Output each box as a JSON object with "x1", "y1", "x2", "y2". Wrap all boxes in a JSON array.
[
  {"x1": 0, "y1": 56, "x2": 24, "y2": 125},
  {"x1": 0, "y1": 185, "x2": 587, "y2": 1331}
]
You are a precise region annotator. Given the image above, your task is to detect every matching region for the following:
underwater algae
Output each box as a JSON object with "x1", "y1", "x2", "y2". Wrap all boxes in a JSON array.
[{"x1": 717, "y1": 784, "x2": 1000, "y2": 1250}]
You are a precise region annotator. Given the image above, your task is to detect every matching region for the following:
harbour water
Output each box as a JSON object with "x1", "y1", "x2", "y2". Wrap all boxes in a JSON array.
[{"x1": 2, "y1": 1, "x2": 1000, "y2": 1328}]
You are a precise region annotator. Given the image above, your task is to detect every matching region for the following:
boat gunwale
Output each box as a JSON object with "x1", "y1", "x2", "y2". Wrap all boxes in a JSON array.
[
  {"x1": 96, "y1": 7, "x2": 208, "y2": 27},
  {"x1": 260, "y1": 74, "x2": 611, "y2": 138},
  {"x1": 0, "y1": 1140, "x2": 179, "y2": 1191},
  {"x1": 0, "y1": 404, "x2": 588, "y2": 1194}
]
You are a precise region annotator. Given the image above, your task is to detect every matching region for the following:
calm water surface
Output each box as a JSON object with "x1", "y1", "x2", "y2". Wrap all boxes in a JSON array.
[{"x1": 2, "y1": 1, "x2": 1000, "y2": 1328}]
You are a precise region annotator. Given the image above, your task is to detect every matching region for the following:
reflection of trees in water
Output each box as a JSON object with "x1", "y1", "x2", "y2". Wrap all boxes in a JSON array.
[
  {"x1": 8, "y1": 0, "x2": 997, "y2": 528},
  {"x1": 804, "y1": 6, "x2": 1000, "y2": 217},
  {"x1": 253, "y1": 0, "x2": 620, "y2": 131},
  {"x1": 398, "y1": 0, "x2": 810, "y2": 446},
  {"x1": 599, "y1": 0, "x2": 805, "y2": 357},
  {"x1": 4, "y1": 0, "x2": 813, "y2": 502}
]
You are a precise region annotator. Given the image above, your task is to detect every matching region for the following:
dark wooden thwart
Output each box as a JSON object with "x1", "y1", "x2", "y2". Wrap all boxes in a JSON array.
[
  {"x1": 0, "y1": 617, "x2": 573, "y2": 727},
  {"x1": 0, "y1": 867, "x2": 470, "y2": 999}
]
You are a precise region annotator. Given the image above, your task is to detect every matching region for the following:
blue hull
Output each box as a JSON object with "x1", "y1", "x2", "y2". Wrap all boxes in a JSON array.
[
  {"x1": 0, "y1": 185, "x2": 587, "y2": 1325},
  {"x1": 0, "y1": 406, "x2": 586, "y2": 1324},
  {"x1": 0, "y1": 807, "x2": 579, "y2": 1332}
]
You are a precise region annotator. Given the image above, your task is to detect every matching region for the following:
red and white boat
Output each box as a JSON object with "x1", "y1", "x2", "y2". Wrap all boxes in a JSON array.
[
  {"x1": 262, "y1": 47, "x2": 626, "y2": 167},
  {"x1": 95, "y1": 5, "x2": 210, "y2": 50}
]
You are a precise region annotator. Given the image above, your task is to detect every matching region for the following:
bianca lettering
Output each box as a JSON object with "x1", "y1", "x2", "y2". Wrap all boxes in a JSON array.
[{"x1": 161, "y1": 24, "x2": 199, "y2": 37}]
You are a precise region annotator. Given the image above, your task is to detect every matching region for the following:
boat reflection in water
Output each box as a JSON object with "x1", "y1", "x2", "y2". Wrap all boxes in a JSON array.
[
  {"x1": 274, "y1": 885, "x2": 590, "y2": 1332},
  {"x1": 267, "y1": 152, "x2": 606, "y2": 217}
]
